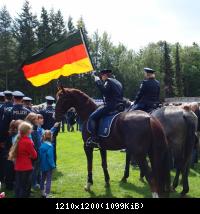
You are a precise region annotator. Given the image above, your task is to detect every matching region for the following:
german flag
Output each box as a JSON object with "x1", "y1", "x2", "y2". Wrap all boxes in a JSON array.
[{"x1": 21, "y1": 30, "x2": 94, "y2": 87}]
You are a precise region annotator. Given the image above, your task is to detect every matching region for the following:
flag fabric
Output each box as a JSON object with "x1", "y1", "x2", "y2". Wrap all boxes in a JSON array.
[{"x1": 21, "y1": 30, "x2": 94, "y2": 87}]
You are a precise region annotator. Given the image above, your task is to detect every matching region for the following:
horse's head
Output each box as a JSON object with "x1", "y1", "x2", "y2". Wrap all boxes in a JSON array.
[{"x1": 55, "y1": 87, "x2": 74, "y2": 122}]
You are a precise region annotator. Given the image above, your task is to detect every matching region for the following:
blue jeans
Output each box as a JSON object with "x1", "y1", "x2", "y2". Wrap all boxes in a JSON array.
[
  {"x1": 40, "y1": 170, "x2": 52, "y2": 195},
  {"x1": 88, "y1": 105, "x2": 115, "y2": 137},
  {"x1": 132, "y1": 103, "x2": 153, "y2": 113}
]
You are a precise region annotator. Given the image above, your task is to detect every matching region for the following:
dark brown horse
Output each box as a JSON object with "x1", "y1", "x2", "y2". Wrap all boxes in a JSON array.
[
  {"x1": 55, "y1": 88, "x2": 170, "y2": 197},
  {"x1": 123, "y1": 105, "x2": 198, "y2": 197}
]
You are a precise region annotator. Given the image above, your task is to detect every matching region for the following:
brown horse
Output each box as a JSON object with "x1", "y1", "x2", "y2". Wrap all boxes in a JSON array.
[{"x1": 55, "y1": 88, "x2": 170, "y2": 197}]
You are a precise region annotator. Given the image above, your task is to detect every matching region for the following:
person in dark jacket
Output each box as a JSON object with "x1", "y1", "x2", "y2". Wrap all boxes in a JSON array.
[
  {"x1": 0, "y1": 92, "x2": 5, "y2": 184},
  {"x1": 87, "y1": 69, "x2": 124, "y2": 146},
  {"x1": 40, "y1": 96, "x2": 59, "y2": 165},
  {"x1": 132, "y1": 67, "x2": 160, "y2": 113}
]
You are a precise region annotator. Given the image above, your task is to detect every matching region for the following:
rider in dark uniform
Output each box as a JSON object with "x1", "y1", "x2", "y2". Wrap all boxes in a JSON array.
[
  {"x1": 132, "y1": 67, "x2": 160, "y2": 113},
  {"x1": 40, "y1": 96, "x2": 59, "y2": 164},
  {"x1": 87, "y1": 69, "x2": 124, "y2": 146},
  {"x1": 2, "y1": 91, "x2": 30, "y2": 190}
]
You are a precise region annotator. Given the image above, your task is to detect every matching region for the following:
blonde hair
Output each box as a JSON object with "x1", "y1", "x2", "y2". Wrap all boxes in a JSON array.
[
  {"x1": 8, "y1": 122, "x2": 33, "y2": 161},
  {"x1": 43, "y1": 130, "x2": 52, "y2": 142},
  {"x1": 25, "y1": 112, "x2": 38, "y2": 125}
]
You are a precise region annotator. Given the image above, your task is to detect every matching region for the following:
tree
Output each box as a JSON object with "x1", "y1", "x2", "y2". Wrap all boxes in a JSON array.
[
  {"x1": 67, "y1": 16, "x2": 76, "y2": 34},
  {"x1": 12, "y1": 0, "x2": 38, "y2": 93},
  {"x1": 49, "y1": 9, "x2": 66, "y2": 41},
  {"x1": 0, "y1": 6, "x2": 15, "y2": 90},
  {"x1": 37, "y1": 7, "x2": 52, "y2": 48},
  {"x1": 163, "y1": 41, "x2": 175, "y2": 97},
  {"x1": 174, "y1": 43, "x2": 183, "y2": 96}
]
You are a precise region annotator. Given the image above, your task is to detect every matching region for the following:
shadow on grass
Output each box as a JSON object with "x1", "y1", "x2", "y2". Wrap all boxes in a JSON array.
[
  {"x1": 88, "y1": 186, "x2": 117, "y2": 198},
  {"x1": 52, "y1": 169, "x2": 64, "y2": 181},
  {"x1": 119, "y1": 181, "x2": 151, "y2": 198}
]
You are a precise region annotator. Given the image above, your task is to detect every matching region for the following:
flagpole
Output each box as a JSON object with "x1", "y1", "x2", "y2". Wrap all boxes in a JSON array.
[{"x1": 79, "y1": 28, "x2": 95, "y2": 72}]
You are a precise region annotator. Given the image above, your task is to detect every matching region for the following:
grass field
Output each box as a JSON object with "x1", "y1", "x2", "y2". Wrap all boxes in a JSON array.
[{"x1": 3, "y1": 130, "x2": 200, "y2": 198}]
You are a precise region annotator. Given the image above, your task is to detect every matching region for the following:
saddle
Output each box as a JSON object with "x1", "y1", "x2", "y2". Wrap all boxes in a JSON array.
[{"x1": 87, "y1": 111, "x2": 122, "y2": 138}]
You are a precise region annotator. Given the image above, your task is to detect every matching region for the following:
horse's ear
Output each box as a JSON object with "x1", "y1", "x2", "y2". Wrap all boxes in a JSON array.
[{"x1": 57, "y1": 80, "x2": 66, "y2": 94}]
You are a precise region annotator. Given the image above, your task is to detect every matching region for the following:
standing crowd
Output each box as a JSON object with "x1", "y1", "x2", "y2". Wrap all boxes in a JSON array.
[{"x1": 0, "y1": 91, "x2": 59, "y2": 198}]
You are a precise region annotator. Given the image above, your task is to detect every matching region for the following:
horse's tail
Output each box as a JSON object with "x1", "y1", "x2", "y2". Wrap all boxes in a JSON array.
[
  {"x1": 183, "y1": 112, "x2": 197, "y2": 167},
  {"x1": 150, "y1": 117, "x2": 171, "y2": 197}
]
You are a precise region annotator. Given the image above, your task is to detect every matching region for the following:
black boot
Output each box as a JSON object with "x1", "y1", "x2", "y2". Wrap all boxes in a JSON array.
[{"x1": 86, "y1": 135, "x2": 100, "y2": 148}]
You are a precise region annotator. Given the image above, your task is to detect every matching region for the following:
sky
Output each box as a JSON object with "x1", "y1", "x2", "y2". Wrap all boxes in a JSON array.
[{"x1": 0, "y1": 0, "x2": 200, "y2": 50}]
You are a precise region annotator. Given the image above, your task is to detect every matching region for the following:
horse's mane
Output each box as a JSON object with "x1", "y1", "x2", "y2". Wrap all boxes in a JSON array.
[{"x1": 57, "y1": 88, "x2": 97, "y2": 109}]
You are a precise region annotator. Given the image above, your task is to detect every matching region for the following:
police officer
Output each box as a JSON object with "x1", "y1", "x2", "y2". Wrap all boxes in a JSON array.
[
  {"x1": 40, "y1": 96, "x2": 59, "y2": 164},
  {"x1": 23, "y1": 96, "x2": 34, "y2": 112},
  {"x1": 0, "y1": 92, "x2": 5, "y2": 183},
  {"x1": 0, "y1": 91, "x2": 13, "y2": 185},
  {"x1": 3, "y1": 90, "x2": 13, "y2": 109},
  {"x1": 132, "y1": 67, "x2": 160, "y2": 113},
  {"x1": 2, "y1": 91, "x2": 31, "y2": 190},
  {"x1": 87, "y1": 69, "x2": 124, "y2": 146}
]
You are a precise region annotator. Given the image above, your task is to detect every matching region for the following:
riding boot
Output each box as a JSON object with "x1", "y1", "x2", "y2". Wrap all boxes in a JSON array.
[{"x1": 86, "y1": 124, "x2": 100, "y2": 147}]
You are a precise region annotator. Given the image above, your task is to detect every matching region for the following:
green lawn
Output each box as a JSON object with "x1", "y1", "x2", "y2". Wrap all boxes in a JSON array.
[{"x1": 3, "y1": 130, "x2": 200, "y2": 198}]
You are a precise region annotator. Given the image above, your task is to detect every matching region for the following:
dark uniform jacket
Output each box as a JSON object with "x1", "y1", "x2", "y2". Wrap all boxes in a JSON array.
[
  {"x1": 40, "y1": 105, "x2": 56, "y2": 130},
  {"x1": 1, "y1": 104, "x2": 30, "y2": 145},
  {"x1": 134, "y1": 78, "x2": 160, "y2": 106},
  {"x1": 96, "y1": 78, "x2": 123, "y2": 108}
]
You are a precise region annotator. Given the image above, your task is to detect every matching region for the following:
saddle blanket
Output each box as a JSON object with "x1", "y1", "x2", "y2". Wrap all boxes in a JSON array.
[{"x1": 87, "y1": 112, "x2": 121, "y2": 137}]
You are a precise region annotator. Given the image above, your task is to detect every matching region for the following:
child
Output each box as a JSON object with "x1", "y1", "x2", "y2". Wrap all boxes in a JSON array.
[
  {"x1": 25, "y1": 113, "x2": 41, "y2": 189},
  {"x1": 10, "y1": 121, "x2": 37, "y2": 198},
  {"x1": 4, "y1": 120, "x2": 23, "y2": 190},
  {"x1": 39, "y1": 130, "x2": 55, "y2": 198}
]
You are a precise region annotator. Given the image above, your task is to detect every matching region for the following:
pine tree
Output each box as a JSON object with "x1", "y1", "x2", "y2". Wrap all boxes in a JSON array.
[
  {"x1": 163, "y1": 41, "x2": 174, "y2": 98},
  {"x1": 175, "y1": 43, "x2": 183, "y2": 96},
  {"x1": 37, "y1": 7, "x2": 52, "y2": 48},
  {"x1": 67, "y1": 16, "x2": 76, "y2": 34},
  {"x1": 0, "y1": 6, "x2": 15, "y2": 90},
  {"x1": 49, "y1": 9, "x2": 66, "y2": 41},
  {"x1": 12, "y1": 0, "x2": 38, "y2": 93}
]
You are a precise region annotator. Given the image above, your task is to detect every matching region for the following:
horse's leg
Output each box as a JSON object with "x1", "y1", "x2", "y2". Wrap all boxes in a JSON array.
[
  {"x1": 137, "y1": 157, "x2": 158, "y2": 197},
  {"x1": 121, "y1": 151, "x2": 131, "y2": 183},
  {"x1": 100, "y1": 149, "x2": 110, "y2": 188},
  {"x1": 84, "y1": 145, "x2": 94, "y2": 191},
  {"x1": 172, "y1": 168, "x2": 181, "y2": 191},
  {"x1": 181, "y1": 165, "x2": 190, "y2": 197}
]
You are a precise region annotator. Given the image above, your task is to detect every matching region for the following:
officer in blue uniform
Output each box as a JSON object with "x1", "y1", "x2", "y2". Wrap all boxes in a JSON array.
[
  {"x1": 23, "y1": 96, "x2": 34, "y2": 112},
  {"x1": 0, "y1": 91, "x2": 13, "y2": 185},
  {"x1": 132, "y1": 68, "x2": 160, "y2": 113},
  {"x1": 2, "y1": 91, "x2": 31, "y2": 189},
  {"x1": 40, "y1": 96, "x2": 59, "y2": 164},
  {"x1": 0, "y1": 92, "x2": 5, "y2": 183},
  {"x1": 87, "y1": 69, "x2": 124, "y2": 145}
]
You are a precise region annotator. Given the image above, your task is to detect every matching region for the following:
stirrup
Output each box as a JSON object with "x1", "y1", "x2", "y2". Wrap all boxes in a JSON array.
[{"x1": 86, "y1": 137, "x2": 100, "y2": 148}]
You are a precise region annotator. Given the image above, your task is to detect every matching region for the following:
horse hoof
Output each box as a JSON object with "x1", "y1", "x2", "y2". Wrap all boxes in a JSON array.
[
  {"x1": 152, "y1": 192, "x2": 159, "y2": 198},
  {"x1": 139, "y1": 177, "x2": 145, "y2": 183},
  {"x1": 170, "y1": 186, "x2": 176, "y2": 192},
  {"x1": 105, "y1": 182, "x2": 110, "y2": 188},
  {"x1": 120, "y1": 177, "x2": 127, "y2": 183},
  {"x1": 84, "y1": 183, "x2": 92, "y2": 192}
]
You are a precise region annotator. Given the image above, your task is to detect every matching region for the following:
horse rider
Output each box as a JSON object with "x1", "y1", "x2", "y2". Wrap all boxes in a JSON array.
[
  {"x1": 132, "y1": 67, "x2": 160, "y2": 113},
  {"x1": 87, "y1": 69, "x2": 124, "y2": 146}
]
